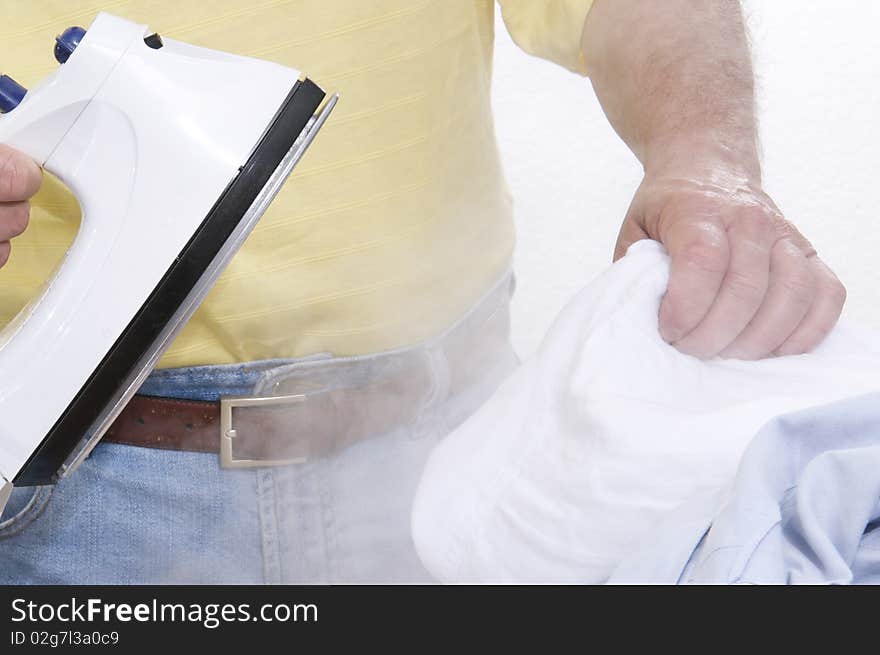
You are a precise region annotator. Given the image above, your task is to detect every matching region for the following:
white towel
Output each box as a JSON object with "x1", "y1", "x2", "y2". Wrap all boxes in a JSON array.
[{"x1": 412, "y1": 240, "x2": 880, "y2": 583}]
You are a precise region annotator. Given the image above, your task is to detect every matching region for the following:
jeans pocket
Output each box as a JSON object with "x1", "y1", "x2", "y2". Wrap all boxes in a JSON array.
[{"x1": 0, "y1": 485, "x2": 54, "y2": 539}]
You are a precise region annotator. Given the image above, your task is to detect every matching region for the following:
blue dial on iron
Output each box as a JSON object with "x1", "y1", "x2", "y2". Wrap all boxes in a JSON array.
[
  {"x1": 54, "y1": 26, "x2": 87, "y2": 64},
  {"x1": 0, "y1": 75, "x2": 26, "y2": 114}
]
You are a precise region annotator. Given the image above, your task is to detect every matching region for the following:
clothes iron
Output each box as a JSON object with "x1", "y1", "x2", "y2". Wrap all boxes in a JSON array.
[{"x1": 0, "y1": 13, "x2": 337, "y2": 514}]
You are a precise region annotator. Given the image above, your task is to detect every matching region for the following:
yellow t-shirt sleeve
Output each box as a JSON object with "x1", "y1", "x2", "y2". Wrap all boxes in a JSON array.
[{"x1": 497, "y1": 0, "x2": 596, "y2": 75}]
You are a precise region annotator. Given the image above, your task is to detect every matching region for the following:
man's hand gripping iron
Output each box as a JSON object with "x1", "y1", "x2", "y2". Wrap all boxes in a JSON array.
[{"x1": 0, "y1": 13, "x2": 337, "y2": 514}]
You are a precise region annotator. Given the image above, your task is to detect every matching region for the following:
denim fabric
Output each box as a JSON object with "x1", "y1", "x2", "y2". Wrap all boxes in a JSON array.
[
  {"x1": 0, "y1": 275, "x2": 517, "y2": 584},
  {"x1": 137, "y1": 355, "x2": 333, "y2": 402},
  {"x1": 0, "y1": 418, "x2": 473, "y2": 583}
]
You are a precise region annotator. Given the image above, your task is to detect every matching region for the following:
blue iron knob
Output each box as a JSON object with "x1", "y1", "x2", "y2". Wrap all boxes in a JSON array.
[
  {"x1": 0, "y1": 75, "x2": 27, "y2": 113},
  {"x1": 54, "y1": 26, "x2": 87, "y2": 64}
]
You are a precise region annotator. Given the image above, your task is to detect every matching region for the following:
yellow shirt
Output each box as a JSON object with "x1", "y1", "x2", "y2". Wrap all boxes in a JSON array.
[{"x1": 0, "y1": 0, "x2": 593, "y2": 367}]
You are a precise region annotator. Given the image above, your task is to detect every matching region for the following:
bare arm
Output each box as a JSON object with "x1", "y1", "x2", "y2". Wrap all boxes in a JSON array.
[
  {"x1": 584, "y1": 0, "x2": 759, "y2": 176},
  {"x1": 581, "y1": 0, "x2": 845, "y2": 359}
]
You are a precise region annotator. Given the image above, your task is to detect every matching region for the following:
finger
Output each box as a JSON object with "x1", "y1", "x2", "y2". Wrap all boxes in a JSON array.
[
  {"x1": 674, "y1": 212, "x2": 773, "y2": 358},
  {"x1": 0, "y1": 201, "x2": 30, "y2": 241},
  {"x1": 0, "y1": 241, "x2": 10, "y2": 268},
  {"x1": 775, "y1": 256, "x2": 846, "y2": 356},
  {"x1": 0, "y1": 144, "x2": 42, "y2": 201},
  {"x1": 658, "y1": 218, "x2": 729, "y2": 343},
  {"x1": 771, "y1": 214, "x2": 817, "y2": 257},
  {"x1": 720, "y1": 238, "x2": 814, "y2": 359}
]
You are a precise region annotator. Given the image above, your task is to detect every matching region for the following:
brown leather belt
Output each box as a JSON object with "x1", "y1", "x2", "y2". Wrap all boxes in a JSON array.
[
  {"x1": 102, "y1": 350, "x2": 437, "y2": 468},
  {"x1": 101, "y1": 278, "x2": 514, "y2": 468}
]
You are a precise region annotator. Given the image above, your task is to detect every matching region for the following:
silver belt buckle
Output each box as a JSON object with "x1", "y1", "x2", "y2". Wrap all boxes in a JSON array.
[{"x1": 219, "y1": 394, "x2": 308, "y2": 468}]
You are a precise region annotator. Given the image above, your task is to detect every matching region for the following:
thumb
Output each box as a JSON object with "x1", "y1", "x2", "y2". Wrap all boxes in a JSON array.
[
  {"x1": 0, "y1": 144, "x2": 42, "y2": 201},
  {"x1": 613, "y1": 216, "x2": 649, "y2": 261}
]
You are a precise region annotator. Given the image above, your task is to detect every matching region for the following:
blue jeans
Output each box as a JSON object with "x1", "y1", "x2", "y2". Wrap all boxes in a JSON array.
[{"x1": 0, "y1": 277, "x2": 516, "y2": 584}]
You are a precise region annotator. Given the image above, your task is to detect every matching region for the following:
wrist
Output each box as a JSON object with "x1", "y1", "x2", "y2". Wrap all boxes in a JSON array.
[{"x1": 640, "y1": 132, "x2": 762, "y2": 186}]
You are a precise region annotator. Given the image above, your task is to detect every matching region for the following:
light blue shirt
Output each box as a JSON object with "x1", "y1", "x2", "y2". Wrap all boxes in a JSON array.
[{"x1": 611, "y1": 393, "x2": 880, "y2": 584}]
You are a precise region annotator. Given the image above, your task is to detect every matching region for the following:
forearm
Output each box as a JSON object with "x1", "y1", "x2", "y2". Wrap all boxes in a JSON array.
[{"x1": 581, "y1": 0, "x2": 760, "y2": 180}]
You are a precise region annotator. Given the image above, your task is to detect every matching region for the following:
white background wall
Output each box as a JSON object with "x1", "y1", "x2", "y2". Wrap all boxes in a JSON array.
[{"x1": 493, "y1": 1, "x2": 880, "y2": 359}]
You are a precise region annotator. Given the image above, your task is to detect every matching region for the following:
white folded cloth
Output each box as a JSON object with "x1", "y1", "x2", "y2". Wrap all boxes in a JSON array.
[{"x1": 412, "y1": 240, "x2": 880, "y2": 583}]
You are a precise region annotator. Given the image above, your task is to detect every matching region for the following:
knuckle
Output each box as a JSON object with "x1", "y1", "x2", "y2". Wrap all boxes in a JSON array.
[
  {"x1": 679, "y1": 231, "x2": 728, "y2": 274},
  {"x1": 773, "y1": 217, "x2": 802, "y2": 242},
  {"x1": 729, "y1": 228, "x2": 773, "y2": 261},
  {"x1": 774, "y1": 220, "x2": 816, "y2": 257},
  {"x1": 725, "y1": 269, "x2": 766, "y2": 302},
  {"x1": 735, "y1": 208, "x2": 775, "y2": 242}
]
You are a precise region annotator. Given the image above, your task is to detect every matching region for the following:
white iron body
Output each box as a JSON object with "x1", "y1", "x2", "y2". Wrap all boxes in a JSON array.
[{"x1": 0, "y1": 13, "x2": 335, "y2": 510}]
